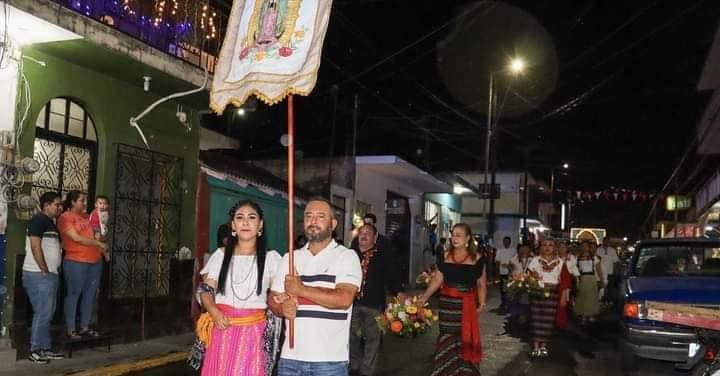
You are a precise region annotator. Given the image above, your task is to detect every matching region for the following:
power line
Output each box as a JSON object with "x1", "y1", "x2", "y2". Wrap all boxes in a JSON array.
[
  {"x1": 324, "y1": 57, "x2": 485, "y2": 162},
  {"x1": 333, "y1": 1, "x2": 496, "y2": 88}
]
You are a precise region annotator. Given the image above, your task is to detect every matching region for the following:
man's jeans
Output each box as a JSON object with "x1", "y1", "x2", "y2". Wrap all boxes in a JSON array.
[
  {"x1": 277, "y1": 358, "x2": 348, "y2": 376},
  {"x1": 22, "y1": 272, "x2": 59, "y2": 352},
  {"x1": 63, "y1": 260, "x2": 103, "y2": 332}
]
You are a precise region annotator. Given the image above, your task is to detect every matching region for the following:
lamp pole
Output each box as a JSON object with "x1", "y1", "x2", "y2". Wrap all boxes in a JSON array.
[
  {"x1": 484, "y1": 73, "x2": 495, "y2": 238},
  {"x1": 484, "y1": 58, "x2": 526, "y2": 241}
]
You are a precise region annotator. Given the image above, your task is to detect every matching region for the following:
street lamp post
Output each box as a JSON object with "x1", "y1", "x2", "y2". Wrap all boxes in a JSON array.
[
  {"x1": 549, "y1": 162, "x2": 569, "y2": 231},
  {"x1": 484, "y1": 58, "x2": 525, "y2": 241}
]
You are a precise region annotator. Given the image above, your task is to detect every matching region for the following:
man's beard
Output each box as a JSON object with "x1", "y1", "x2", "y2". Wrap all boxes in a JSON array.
[{"x1": 306, "y1": 227, "x2": 332, "y2": 242}]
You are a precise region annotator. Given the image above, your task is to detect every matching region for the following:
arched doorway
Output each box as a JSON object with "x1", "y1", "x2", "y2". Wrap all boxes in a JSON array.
[{"x1": 31, "y1": 97, "x2": 98, "y2": 203}]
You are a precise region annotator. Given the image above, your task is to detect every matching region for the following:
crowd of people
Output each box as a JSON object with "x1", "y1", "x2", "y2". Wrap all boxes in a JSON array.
[
  {"x1": 491, "y1": 236, "x2": 621, "y2": 356},
  {"x1": 22, "y1": 190, "x2": 110, "y2": 364},
  {"x1": 23, "y1": 190, "x2": 621, "y2": 374}
]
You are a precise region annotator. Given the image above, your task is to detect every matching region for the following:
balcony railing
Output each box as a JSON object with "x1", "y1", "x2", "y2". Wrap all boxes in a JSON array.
[{"x1": 51, "y1": 0, "x2": 228, "y2": 74}]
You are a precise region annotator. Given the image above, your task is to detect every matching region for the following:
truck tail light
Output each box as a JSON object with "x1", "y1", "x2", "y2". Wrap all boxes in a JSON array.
[
  {"x1": 705, "y1": 346, "x2": 717, "y2": 362},
  {"x1": 624, "y1": 302, "x2": 641, "y2": 318}
]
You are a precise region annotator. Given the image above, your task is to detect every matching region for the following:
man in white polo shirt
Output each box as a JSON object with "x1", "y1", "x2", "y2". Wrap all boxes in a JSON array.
[{"x1": 271, "y1": 198, "x2": 362, "y2": 376}]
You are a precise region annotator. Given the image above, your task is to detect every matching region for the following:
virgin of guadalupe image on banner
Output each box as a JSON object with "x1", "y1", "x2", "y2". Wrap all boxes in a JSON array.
[{"x1": 210, "y1": 0, "x2": 333, "y2": 111}]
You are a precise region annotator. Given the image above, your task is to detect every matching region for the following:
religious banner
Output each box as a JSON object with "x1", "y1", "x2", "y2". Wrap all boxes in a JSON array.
[{"x1": 210, "y1": 0, "x2": 334, "y2": 111}]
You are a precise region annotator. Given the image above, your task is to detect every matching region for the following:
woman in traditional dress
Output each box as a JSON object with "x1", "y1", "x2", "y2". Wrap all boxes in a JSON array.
[
  {"x1": 573, "y1": 241, "x2": 604, "y2": 325},
  {"x1": 418, "y1": 223, "x2": 486, "y2": 375},
  {"x1": 196, "y1": 200, "x2": 282, "y2": 376},
  {"x1": 526, "y1": 239, "x2": 572, "y2": 358}
]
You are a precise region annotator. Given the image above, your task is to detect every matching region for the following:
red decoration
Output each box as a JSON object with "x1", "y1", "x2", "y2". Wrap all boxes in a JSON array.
[{"x1": 279, "y1": 47, "x2": 293, "y2": 57}]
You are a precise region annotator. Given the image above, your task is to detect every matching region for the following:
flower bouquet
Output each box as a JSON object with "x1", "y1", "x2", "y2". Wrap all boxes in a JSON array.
[
  {"x1": 507, "y1": 272, "x2": 553, "y2": 299},
  {"x1": 375, "y1": 296, "x2": 438, "y2": 338},
  {"x1": 415, "y1": 271, "x2": 431, "y2": 288}
]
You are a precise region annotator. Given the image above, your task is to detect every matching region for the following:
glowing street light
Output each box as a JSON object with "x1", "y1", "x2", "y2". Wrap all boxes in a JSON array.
[
  {"x1": 563, "y1": 162, "x2": 570, "y2": 169},
  {"x1": 237, "y1": 108, "x2": 246, "y2": 116},
  {"x1": 508, "y1": 57, "x2": 526, "y2": 74}
]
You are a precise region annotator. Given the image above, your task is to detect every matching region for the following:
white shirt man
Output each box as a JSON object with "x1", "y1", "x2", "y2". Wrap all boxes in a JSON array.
[
  {"x1": 596, "y1": 243, "x2": 619, "y2": 278},
  {"x1": 270, "y1": 199, "x2": 362, "y2": 375}
]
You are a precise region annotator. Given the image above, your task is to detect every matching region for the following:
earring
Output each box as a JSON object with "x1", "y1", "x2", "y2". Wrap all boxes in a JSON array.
[
  {"x1": 231, "y1": 231, "x2": 237, "y2": 238},
  {"x1": 258, "y1": 230, "x2": 263, "y2": 236},
  {"x1": 465, "y1": 242, "x2": 469, "y2": 248}
]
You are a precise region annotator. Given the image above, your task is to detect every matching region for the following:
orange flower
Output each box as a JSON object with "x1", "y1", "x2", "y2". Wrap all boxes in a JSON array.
[
  {"x1": 255, "y1": 51, "x2": 266, "y2": 61},
  {"x1": 294, "y1": 30, "x2": 305, "y2": 38},
  {"x1": 390, "y1": 320, "x2": 403, "y2": 333}
]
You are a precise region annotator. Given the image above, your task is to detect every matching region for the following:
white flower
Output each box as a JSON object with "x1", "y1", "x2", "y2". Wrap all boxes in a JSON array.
[{"x1": 398, "y1": 312, "x2": 407, "y2": 321}]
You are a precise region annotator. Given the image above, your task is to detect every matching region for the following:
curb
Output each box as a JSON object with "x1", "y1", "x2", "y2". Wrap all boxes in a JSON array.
[{"x1": 66, "y1": 351, "x2": 188, "y2": 376}]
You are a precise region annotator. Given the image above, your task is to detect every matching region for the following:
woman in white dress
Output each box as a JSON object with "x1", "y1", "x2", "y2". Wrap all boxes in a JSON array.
[
  {"x1": 196, "y1": 200, "x2": 282, "y2": 376},
  {"x1": 526, "y1": 239, "x2": 572, "y2": 358}
]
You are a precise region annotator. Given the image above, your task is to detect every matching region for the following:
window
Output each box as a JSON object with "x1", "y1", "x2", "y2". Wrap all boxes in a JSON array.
[
  {"x1": 32, "y1": 98, "x2": 97, "y2": 204},
  {"x1": 634, "y1": 245, "x2": 720, "y2": 277}
]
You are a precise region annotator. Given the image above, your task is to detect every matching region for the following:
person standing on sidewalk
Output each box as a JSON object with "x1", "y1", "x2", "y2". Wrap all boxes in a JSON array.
[
  {"x1": 22, "y1": 192, "x2": 64, "y2": 364},
  {"x1": 526, "y1": 239, "x2": 572, "y2": 358},
  {"x1": 418, "y1": 223, "x2": 486, "y2": 375},
  {"x1": 197, "y1": 200, "x2": 282, "y2": 376},
  {"x1": 270, "y1": 198, "x2": 362, "y2": 376},
  {"x1": 349, "y1": 224, "x2": 405, "y2": 376},
  {"x1": 495, "y1": 236, "x2": 515, "y2": 310},
  {"x1": 58, "y1": 191, "x2": 108, "y2": 340}
]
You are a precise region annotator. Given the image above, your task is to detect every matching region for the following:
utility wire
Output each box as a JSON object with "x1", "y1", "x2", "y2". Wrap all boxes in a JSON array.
[
  {"x1": 333, "y1": 1, "x2": 495, "y2": 88},
  {"x1": 325, "y1": 57, "x2": 484, "y2": 161}
]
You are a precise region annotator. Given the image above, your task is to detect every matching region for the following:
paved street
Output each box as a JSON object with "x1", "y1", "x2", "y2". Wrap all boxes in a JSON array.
[{"x1": 131, "y1": 291, "x2": 691, "y2": 376}]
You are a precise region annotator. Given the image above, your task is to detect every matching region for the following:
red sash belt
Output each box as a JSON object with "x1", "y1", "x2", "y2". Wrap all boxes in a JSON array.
[{"x1": 440, "y1": 285, "x2": 482, "y2": 364}]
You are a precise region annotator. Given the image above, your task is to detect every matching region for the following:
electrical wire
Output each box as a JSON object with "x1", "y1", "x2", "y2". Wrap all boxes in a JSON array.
[
  {"x1": 130, "y1": 65, "x2": 208, "y2": 148},
  {"x1": 333, "y1": 1, "x2": 496, "y2": 88},
  {"x1": 325, "y1": 57, "x2": 483, "y2": 161}
]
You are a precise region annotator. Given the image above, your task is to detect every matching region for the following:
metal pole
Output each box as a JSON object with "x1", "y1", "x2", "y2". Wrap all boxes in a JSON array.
[
  {"x1": 550, "y1": 169, "x2": 555, "y2": 230},
  {"x1": 326, "y1": 85, "x2": 339, "y2": 198},
  {"x1": 483, "y1": 73, "x2": 494, "y2": 236},
  {"x1": 523, "y1": 169, "x2": 529, "y2": 239},
  {"x1": 488, "y1": 84, "x2": 497, "y2": 239}
]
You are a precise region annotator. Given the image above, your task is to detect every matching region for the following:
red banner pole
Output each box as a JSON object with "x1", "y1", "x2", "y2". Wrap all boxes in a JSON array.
[{"x1": 287, "y1": 94, "x2": 296, "y2": 349}]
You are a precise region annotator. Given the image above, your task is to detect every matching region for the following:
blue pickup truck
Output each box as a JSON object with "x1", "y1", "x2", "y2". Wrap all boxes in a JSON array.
[{"x1": 620, "y1": 238, "x2": 720, "y2": 371}]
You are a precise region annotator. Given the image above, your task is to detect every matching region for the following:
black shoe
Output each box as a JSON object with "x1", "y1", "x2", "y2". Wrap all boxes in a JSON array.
[
  {"x1": 42, "y1": 349, "x2": 65, "y2": 360},
  {"x1": 28, "y1": 351, "x2": 50, "y2": 364}
]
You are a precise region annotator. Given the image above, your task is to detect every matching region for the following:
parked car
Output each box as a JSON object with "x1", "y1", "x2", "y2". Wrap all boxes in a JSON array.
[{"x1": 619, "y1": 238, "x2": 720, "y2": 371}]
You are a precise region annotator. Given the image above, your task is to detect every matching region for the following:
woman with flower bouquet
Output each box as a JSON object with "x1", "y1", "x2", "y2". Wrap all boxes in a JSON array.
[
  {"x1": 507, "y1": 243, "x2": 533, "y2": 325},
  {"x1": 526, "y1": 239, "x2": 573, "y2": 358},
  {"x1": 417, "y1": 223, "x2": 486, "y2": 375}
]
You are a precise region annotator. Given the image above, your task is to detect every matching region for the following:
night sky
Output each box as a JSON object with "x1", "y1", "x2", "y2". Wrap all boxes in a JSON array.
[{"x1": 207, "y1": 0, "x2": 720, "y2": 238}]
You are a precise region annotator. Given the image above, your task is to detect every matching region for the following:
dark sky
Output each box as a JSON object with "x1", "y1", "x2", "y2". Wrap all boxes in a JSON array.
[{"x1": 208, "y1": 0, "x2": 720, "y2": 238}]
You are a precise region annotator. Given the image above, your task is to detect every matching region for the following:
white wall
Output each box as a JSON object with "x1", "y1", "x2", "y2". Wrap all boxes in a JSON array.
[{"x1": 354, "y1": 167, "x2": 429, "y2": 283}]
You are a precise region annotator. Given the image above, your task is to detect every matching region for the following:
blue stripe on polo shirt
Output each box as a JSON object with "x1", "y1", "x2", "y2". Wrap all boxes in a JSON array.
[
  {"x1": 300, "y1": 274, "x2": 336, "y2": 283},
  {"x1": 296, "y1": 310, "x2": 348, "y2": 320}
]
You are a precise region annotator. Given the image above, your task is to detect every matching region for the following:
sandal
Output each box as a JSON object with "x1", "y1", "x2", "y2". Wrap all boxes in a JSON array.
[{"x1": 80, "y1": 329, "x2": 100, "y2": 337}]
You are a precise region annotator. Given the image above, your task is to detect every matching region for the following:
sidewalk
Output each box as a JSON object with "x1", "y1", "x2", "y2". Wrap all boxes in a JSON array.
[{"x1": 0, "y1": 333, "x2": 195, "y2": 376}]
